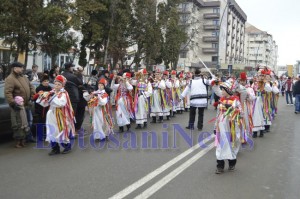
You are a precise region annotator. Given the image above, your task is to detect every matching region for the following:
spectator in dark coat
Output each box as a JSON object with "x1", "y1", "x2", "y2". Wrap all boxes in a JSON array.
[
  {"x1": 293, "y1": 76, "x2": 300, "y2": 114},
  {"x1": 34, "y1": 75, "x2": 52, "y2": 141}
]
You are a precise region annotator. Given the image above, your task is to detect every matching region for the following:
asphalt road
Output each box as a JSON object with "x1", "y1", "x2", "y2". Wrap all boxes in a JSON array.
[{"x1": 0, "y1": 97, "x2": 299, "y2": 199}]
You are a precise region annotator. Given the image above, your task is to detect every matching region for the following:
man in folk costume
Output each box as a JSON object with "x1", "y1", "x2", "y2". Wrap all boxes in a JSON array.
[
  {"x1": 249, "y1": 76, "x2": 266, "y2": 137},
  {"x1": 256, "y1": 68, "x2": 274, "y2": 134},
  {"x1": 177, "y1": 72, "x2": 186, "y2": 113},
  {"x1": 35, "y1": 75, "x2": 75, "y2": 155},
  {"x1": 180, "y1": 69, "x2": 210, "y2": 130},
  {"x1": 211, "y1": 81, "x2": 244, "y2": 174},
  {"x1": 162, "y1": 71, "x2": 172, "y2": 120},
  {"x1": 236, "y1": 72, "x2": 256, "y2": 140},
  {"x1": 150, "y1": 69, "x2": 165, "y2": 123},
  {"x1": 131, "y1": 69, "x2": 153, "y2": 129},
  {"x1": 111, "y1": 72, "x2": 134, "y2": 132},
  {"x1": 184, "y1": 72, "x2": 192, "y2": 111},
  {"x1": 88, "y1": 78, "x2": 114, "y2": 141},
  {"x1": 170, "y1": 70, "x2": 180, "y2": 116}
]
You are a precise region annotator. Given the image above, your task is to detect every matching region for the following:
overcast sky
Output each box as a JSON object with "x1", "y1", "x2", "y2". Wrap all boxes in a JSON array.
[{"x1": 236, "y1": 0, "x2": 300, "y2": 66}]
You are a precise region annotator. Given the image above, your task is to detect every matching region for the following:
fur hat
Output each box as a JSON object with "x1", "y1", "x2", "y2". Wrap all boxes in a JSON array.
[{"x1": 55, "y1": 75, "x2": 67, "y2": 85}]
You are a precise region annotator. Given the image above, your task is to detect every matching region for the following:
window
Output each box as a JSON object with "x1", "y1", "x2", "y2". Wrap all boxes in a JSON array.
[
  {"x1": 180, "y1": 51, "x2": 187, "y2": 58},
  {"x1": 213, "y1": 8, "x2": 220, "y2": 13},
  {"x1": 212, "y1": 31, "x2": 219, "y2": 36},
  {"x1": 212, "y1": 43, "x2": 218, "y2": 48},
  {"x1": 213, "y1": 19, "x2": 219, "y2": 25},
  {"x1": 212, "y1": 56, "x2": 218, "y2": 62}
]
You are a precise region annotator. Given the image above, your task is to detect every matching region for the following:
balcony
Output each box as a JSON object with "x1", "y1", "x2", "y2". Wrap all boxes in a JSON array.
[
  {"x1": 232, "y1": 24, "x2": 236, "y2": 29},
  {"x1": 231, "y1": 44, "x2": 235, "y2": 49},
  {"x1": 203, "y1": 25, "x2": 219, "y2": 30},
  {"x1": 237, "y1": 28, "x2": 240, "y2": 32},
  {"x1": 232, "y1": 34, "x2": 235, "y2": 39},
  {"x1": 202, "y1": 48, "x2": 218, "y2": 53},
  {"x1": 228, "y1": 20, "x2": 231, "y2": 25},
  {"x1": 227, "y1": 41, "x2": 230, "y2": 46},
  {"x1": 203, "y1": 36, "x2": 219, "y2": 42},
  {"x1": 203, "y1": 13, "x2": 220, "y2": 19}
]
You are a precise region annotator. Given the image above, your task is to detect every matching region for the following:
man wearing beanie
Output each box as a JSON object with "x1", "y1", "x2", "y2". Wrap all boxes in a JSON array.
[{"x1": 5, "y1": 62, "x2": 36, "y2": 145}]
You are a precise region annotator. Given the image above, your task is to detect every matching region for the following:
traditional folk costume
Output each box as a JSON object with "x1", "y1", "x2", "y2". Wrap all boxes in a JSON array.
[
  {"x1": 150, "y1": 70, "x2": 166, "y2": 123},
  {"x1": 112, "y1": 72, "x2": 134, "y2": 132},
  {"x1": 235, "y1": 72, "x2": 255, "y2": 142},
  {"x1": 132, "y1": 69, "x2": 153, "y2": 129},
  {"x1": 212, "y1": 81, "x2": 243, "y2": 174},
  {"x1": 169, "y1": 70, "x2": 180, "y2": 115},
  {"x1": 256, "y1": 68, "x2": 274, "y2": 134},
  {"x1": 184, "y1": 72, "x2": 192, "y2": 111},
  {"x1": 36, "y1": 75, "x2": 75, "y2": 155},
  {"x1": 162, "y1": 71, "x2": 172, "y2": 119},
  {"x1": 176, "y1": 72, "x2": 186, "y2": 113},
  {"x1": 87, "y1": 78, "x2": 114, "y2": 141}
]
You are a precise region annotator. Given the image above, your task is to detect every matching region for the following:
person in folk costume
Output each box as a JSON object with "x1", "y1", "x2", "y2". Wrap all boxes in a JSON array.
[
  {"x1": 161, "y1": 71, "x2": 172, "y2": 120},
  {"x1": 131, "y1": 69, "x2": 153, "y2": 129},
  {"x1": 88, "y1": 78, "x2": 114, "y2": 141},
  {"x1": 256, "y1": 68, "x2": 274, "y2": 134},
  {"x1": 176, "y1": 72, "x2": 186, "y2": 114},
  {"x1": 211, "y1": 80, "x2": 244, "y2": 174},
  {"x1": 169, "y1": 70, "x2": 179, "y2": 116},
  {"x1": 271, "y1": 79, "x2": 280, "y2": 115},
  {"x1": 111, "y1": 72, "x2": 134, "y2": 132},
  {"x1": 249, "y1": 76, "x2": 266, "y2": 137},
  {"x1": 184, "y1": 72, "x2": 192, "y2": 112},
  {"x1": 150, "y1": 69, "x2": 165, "y2": 123},
  {"x1": 35, "y1": 75, "x2": 75, "y2": 155},
  {"x1": 235, "y1": 72, "x2": 256, "y2": 140}
]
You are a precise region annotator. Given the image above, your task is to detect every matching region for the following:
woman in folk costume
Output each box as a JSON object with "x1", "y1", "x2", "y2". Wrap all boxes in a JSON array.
[
  {"x1": 88, "y1": 78, "x2": 114, "y2": 141},
  {"x1": 150, "y1": 69, "x2": 165, "y2": 123},
  {"x1": 271, "y1": 80, "x2": 280, "y2": 115},
  {"x1": 256, "y1": 68, "x2": 274, "y2": 134},
  {"x1": 111, "y1": 72, "x2": 134, "y2": 132},
  {"x1": 131, "y1": 69, "x2": 153, "y2": 129},
  {"x1": 212, "y1": 81, "x2": 244, "y2": 174},
  {"x1": 35, "y1": 75, "x2": 75, "y2": 155},
  {"x1": 176, "y1": 72, "x2": 186, "y2": 113},
  {"x1": 170, "y1": 70, "x2": 180, "y2": 115}
]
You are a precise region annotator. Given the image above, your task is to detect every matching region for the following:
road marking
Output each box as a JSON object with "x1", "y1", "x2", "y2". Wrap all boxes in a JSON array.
[
  {"x1": 108, "y1": 135, "x2": 214, "y2": 199},
  {"x1": 134, "y1": 142, "x2": 215, "y2": 199}
]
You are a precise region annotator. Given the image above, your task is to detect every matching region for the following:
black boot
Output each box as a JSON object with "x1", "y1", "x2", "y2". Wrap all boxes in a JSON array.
[
  {"x1": 119, "y1": 126, "x2": 124, "y2": 132},
  {"x1": 150, "y1": 116, "x2": 156, "y2": 123},
  {"x1": 158, "y1": 116, "x2": 163, "y2": 123},
  {"x1": 259, "y1": 130, "x2": 264, "y2": 137},
  {"x1": 49, "y1": 143, "x2": 60, "y2": 156},
  {"x1": 264, "y1": 125, "x2": 270, "y2": 133},
  {"x1": 228, "y1": 159, "x2": 236, "y2": 171},
  {"x1": 186, "y1": 123, "x2": 194, "y2": 130},
  {"x1": 166, "y1": 116, "x2": 170, "y2": 120},
  {"x1": 135, "y1": 124, "x2": 142, "y2": 129},
  {"x1": 126, "y1": 124, "x2": 131, "y2": 131},
  {"x1": 252, "y1": 131, "x2": 257, "y2": 138},
  {"x1": 143, "y1": 122, "x2": 147, "y2": 128},
  {"x1": 185, "y1": 108, "x2": 188, "y2": 112}
]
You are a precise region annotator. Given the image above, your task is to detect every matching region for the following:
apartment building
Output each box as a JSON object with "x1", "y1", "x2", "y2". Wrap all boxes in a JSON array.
[
  {"x1": 178, "y1": 0, "x2": 247, "y2": 72},
  {"x1": 244, "y1": 23, "x2": 278, "y2": 71}
]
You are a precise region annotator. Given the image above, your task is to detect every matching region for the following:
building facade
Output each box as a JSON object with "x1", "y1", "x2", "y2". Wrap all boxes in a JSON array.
[
  {"x1": 178, "y1": 0, "x2": 247, "y2": 72},
  {"x1": 244, "y1": 23, "x2": 278, "y2": 71}
]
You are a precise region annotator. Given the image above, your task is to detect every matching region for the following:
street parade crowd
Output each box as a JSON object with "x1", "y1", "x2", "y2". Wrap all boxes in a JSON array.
[{"x1": 4, "y1": 61, "x2": 300, "y2": 174}]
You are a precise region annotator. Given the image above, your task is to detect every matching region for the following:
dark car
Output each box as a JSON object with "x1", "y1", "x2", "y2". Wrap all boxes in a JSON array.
[{"x1": 0, "y1": 81, "x2": 53, "y2": 137}]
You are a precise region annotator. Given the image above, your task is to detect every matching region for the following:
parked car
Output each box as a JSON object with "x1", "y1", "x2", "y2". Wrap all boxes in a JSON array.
[{"x1": 0, "y1": 81, "x2": 53, "y2": 137}]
